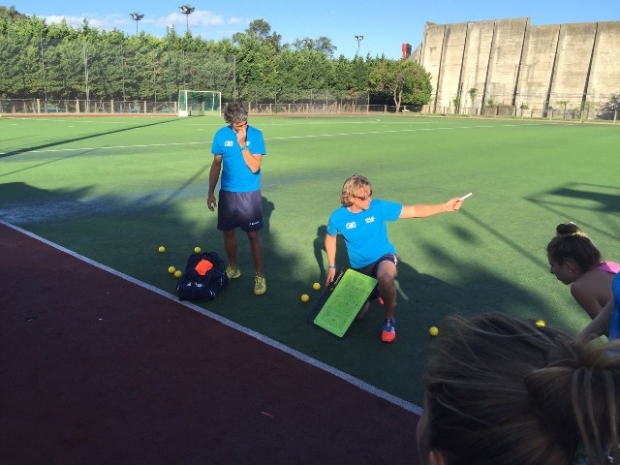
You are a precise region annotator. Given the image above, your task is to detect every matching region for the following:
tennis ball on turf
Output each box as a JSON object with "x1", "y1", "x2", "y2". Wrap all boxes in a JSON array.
[
  {"x1": 429, "y1": 326, "x2": 439, "y2": 337},
  {"x1": 158, "y1": 246, "x2": 165, "y2": 253},
  {"x1": 301, "y1": 294, "x2": 309, "y2": 302},
  {"x1": 535, "y1": 319, "x2": 546, "y2": 327},
  {"x1": 194, "y1": 246, "x2": 201, "y2": 253},
  {"x1": 174, "y1": 270, "x2": 182, "y2": 278},
  {"x1": 312, "y1": 282, "x2": 321, "y2": 291},
  {"x1": 168, "y1": 266, "x2": 176, "y2": 274}
]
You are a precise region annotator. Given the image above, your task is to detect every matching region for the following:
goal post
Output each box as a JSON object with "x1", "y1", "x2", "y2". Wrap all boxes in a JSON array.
[{"x1": 178, "y1": 90, "x2": 222, "y2": 117}]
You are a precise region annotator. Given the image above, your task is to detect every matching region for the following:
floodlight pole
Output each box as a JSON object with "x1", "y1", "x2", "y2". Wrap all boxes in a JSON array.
[
  {"x1": 178, "y1": 4, "x2": 195, "y2": 33},
  {"x1": 354, "y1": 35, "x2": 364, "y2": 56},
  {"x1": 130, "y1": 12, "x2": 144, "y2": 35},
  {"x1": 167, "y1": 25, "x2": 174, "y2": 103}
]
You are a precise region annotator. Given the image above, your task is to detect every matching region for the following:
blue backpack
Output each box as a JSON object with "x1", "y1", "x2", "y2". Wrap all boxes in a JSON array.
[{"x1": 176, "y1": 251, "x2": 229, "y2": 301}]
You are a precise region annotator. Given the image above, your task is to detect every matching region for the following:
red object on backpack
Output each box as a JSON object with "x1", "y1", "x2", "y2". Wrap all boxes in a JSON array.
[{"x1": 194, "y1": 259, "x2": 214, "y2": 276}]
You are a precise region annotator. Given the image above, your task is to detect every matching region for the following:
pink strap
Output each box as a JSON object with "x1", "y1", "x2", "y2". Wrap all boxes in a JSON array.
[{"x1": 596, "y1": 261, "x2": 620, "y2": 274}]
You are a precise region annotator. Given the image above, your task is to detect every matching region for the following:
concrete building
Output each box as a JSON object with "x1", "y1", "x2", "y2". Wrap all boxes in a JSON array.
[{"x1": 416, "y1": 18, "x2": 620, "y2": 119}]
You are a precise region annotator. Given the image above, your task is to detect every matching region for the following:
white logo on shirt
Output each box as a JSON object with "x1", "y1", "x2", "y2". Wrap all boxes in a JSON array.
[
  {"x1": 365, "y1": 216, "x2": 375, "y2": 224},
  {"x1": 225, "y1": 141, "x2": 233, "y2": 147},
  {"x1": 346, "y1": 222, "x2": 357, "y2": 230}
]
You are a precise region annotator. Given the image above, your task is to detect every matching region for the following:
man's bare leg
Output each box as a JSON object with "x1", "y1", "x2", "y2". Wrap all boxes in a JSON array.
[
  {"x1": 247, "y1": 230, "x2": 264, "y2": 275},
  {"x1": 224, "y1": 229, "x2": 238, "y2": 269}
]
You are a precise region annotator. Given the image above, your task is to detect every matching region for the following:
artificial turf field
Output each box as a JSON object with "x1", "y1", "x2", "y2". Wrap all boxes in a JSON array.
[{"x1": 1, "y1": 113, "x2": 619, "y2": 408}]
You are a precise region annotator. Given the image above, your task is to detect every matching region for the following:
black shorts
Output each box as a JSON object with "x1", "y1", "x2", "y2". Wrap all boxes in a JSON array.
[
  {"x1": 355, "y1": 254, "x2": 398, "y2": 300},
  {"x1": 217, "y1": 190, "x2": 264, "y2": 232}
]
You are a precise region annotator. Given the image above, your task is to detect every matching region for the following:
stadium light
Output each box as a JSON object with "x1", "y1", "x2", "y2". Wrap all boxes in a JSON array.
[
  {"x1": 130, "y1": 12, "x2": 144, "y2": 35},
  {"x1": 354, "y1": 35, "x2": 364, "y2": 56},
  {"x1": 166, "y1": 25, "x2": 174, "y2": 102},
  {"x1": 178, "y1": 5, "x2": 195, "y2": 33}
]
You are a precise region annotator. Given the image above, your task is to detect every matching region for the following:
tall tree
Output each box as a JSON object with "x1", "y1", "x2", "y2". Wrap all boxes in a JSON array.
[
  {"x1": 232, "y1": 19, "x2": 282, "y2": 52},
  {"x1": 245, "y1": 19, "x2": 271, "y2": 39},
  {"x1": 369, "y1": 59, "x2": 432, "y2": 112},
  {"x1": 292, "y1": 36, "x2": 336, "y2": 57},
  {"x1": 0, "y1": 5, "x2": 28, "y2": 21},
  {"x1": 314, "y1": 36, "x2": 336, "y2": 58}
]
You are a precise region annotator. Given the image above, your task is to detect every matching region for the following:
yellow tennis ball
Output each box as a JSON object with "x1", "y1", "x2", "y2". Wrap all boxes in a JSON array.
[
  {"x1": 301, "y1": 294, "x2": 309, "y2": 302},
  {"x1": 194, "y1": 246, "x2": 201, "y2": 253},
  {"x1": 168, "y1": 266, "x2": 176, "y2": 274},
  {"x1": 174, "y1": 270, "x2": 182, "y2": 278},
  {"x1": 535, "y1": 319, "x2": 546, "y2": 327},
  {"x1": 158, "y1": 246, "x2": 165, "y2": 253},
  {"x1": 429, "y1": 326, "x2": 439, "y2": 337},
  {"x1": 312, "y1": 282, "x2": 321, "y2": 291}
]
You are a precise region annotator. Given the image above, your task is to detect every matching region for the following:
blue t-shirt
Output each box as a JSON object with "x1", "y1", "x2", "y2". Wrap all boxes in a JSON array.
[
  {"x1": 211, "y1": 124, "x2": 266, "y2": 192},
  {"x1": 326, "y1": 199, "x2": 402, "y2": 269},
  {"x1": 610, "y1": 273, "x2": 620, "y2": 341}
]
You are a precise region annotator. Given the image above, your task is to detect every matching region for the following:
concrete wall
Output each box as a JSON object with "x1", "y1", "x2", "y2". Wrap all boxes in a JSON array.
[
  {"x1": 459, "y1": 21, "x2": 495, "y2": 114},
  {"x1": 418, "y1": 18, "x2": 620, "y2": 119},
  {"x1": 516, "y1": 25, "x2": 558, "y2": 117},
  {"x1": 488, "y1": 19, "x2": 529, "y2": 105},
  {"x1": 420, "y1": 23, "x2": 446, "y2": 111},
  {"x1": 549, "y1": 22, "x2": 596, "y2": 117},
  {"x1": 588, "y1": 22, "x2": 620, "y2": 117}
]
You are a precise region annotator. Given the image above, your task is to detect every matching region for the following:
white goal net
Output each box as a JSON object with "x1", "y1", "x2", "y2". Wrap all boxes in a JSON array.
[{"x1": 178, "y1": 90, "x2": 222, "y2": 117}]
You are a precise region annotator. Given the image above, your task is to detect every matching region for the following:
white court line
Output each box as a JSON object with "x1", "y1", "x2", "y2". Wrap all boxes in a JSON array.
[
  {"x1": 12, "y1": 122, "x2": 551, "y2": 155},
  {"x1": 11, "y1": 141, "x2": 204, "y2": 155},
  {"x1": 1, "y1": 219, "x2": 421, "y2": 416}
]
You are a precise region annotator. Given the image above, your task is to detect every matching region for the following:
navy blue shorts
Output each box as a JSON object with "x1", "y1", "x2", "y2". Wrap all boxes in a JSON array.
[
  {"x1": 217, "y1": 190, "x2": 264, "y2": 232},
  {"x1": 355, "y1": 254, "x2": 398, "y2": 300}
]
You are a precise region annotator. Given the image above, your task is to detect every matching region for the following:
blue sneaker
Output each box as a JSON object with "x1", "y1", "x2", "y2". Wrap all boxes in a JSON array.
[{"x1": 381, "y1": 318, "x2": 396, "y2": 343}]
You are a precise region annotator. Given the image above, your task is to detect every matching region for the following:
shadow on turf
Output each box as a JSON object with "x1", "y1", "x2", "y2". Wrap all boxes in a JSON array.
[
  {"x1": 0, "y1": 118, "x2": 179, "y2": 160},
  {"x1": 526, "y1": 181, "x2": 620, "y2": 242},
  {"x1": 549, "y1": 186, "x2": 620, "y2": 213},
  {"x1": 313, "y1": 225, "x2": 349, "y2": 284}
]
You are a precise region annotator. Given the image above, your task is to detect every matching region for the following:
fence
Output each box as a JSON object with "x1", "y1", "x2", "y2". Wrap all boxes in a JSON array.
[
  {"x1": 0, "y1": 98, "x2": 177, "y2": 114},
  {"x1": 428, "y1": 90, "x2": 620, "y2": 122},
  {"x1": 1, "y1": 84, "x2": 372, "y2": 116},
  {"x1": 3, "y1": 97, "x2": 618, "y2": 122},
  {"x1": 0, "y1": 98, "x2": 396, "y2": 116}
]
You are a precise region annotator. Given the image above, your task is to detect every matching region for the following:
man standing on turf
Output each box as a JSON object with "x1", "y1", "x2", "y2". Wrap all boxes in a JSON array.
[
  {"x1": 208, "y1": 102, "x2": 267, "y2": 296},
  {"x1": 325, "y1": 175, "x2": 462, "y2": 342}
]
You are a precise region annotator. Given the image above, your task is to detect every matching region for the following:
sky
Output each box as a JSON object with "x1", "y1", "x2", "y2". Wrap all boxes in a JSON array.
[{"x1": 8, "y1": 0, "x2": 619, "y2": 60}]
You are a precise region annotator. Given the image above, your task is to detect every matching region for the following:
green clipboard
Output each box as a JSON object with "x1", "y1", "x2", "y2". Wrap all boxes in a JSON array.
[{"x1": 312, "y1": 268, "x2": 378, "y2": 338}]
